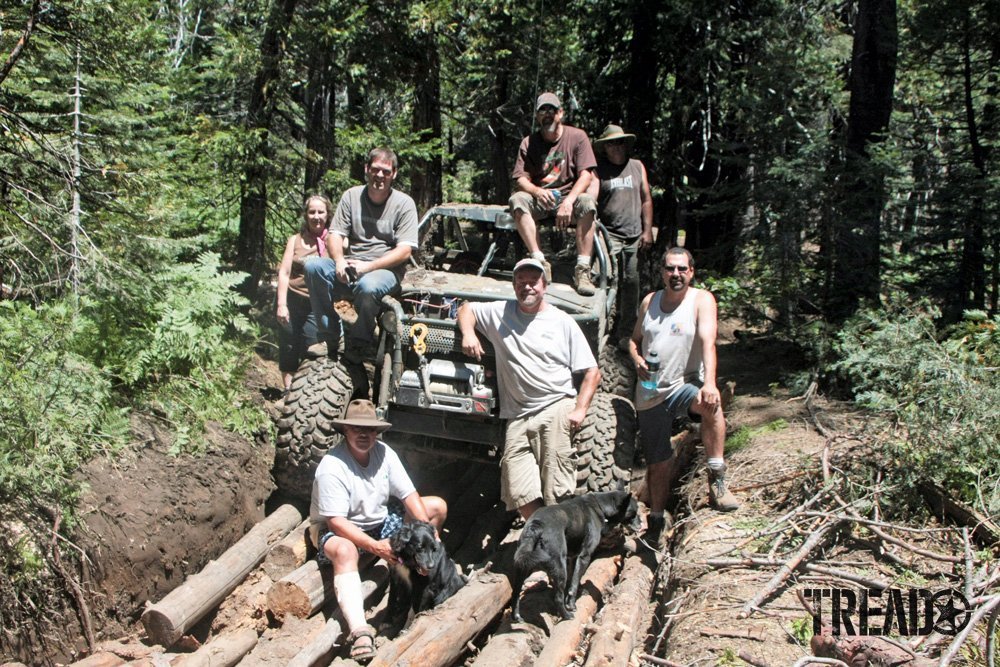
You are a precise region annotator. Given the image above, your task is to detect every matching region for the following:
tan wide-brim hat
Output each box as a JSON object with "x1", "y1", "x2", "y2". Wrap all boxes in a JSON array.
[
  {"x1": 331, "y1": 399, "x2": 392, "y2": 433},
  {"x1": 593, "y1": 124, "x2": 636, "y2": 152}
]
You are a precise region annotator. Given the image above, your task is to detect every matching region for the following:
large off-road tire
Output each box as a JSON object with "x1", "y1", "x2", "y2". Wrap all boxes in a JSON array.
[
  {"x1": 598, "y1": 343, "x2": 636, "y2": 398},
  {"x1": 573, "y1": 392, "x2": 637, "y2": 493},
  {"x1": 273, "y1": 356, "x2": 367, "y2": 501}
]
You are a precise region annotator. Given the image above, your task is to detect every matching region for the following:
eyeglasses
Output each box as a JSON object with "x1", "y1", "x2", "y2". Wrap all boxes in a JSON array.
[
  {"x1": 368, "y1": 166, "x2": 393, "y2": 176},
  {"x1": 663, "y1": 265, "x2": 689, "y2": 273}
]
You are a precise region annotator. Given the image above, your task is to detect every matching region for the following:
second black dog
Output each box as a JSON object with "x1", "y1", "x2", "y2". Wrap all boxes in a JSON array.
[
  {"x1": 388, "y1": 520, "x2": 466, "y2": 622},
  {"x1": 511, "y1": 490, "x2": 641, "y2": 621}
]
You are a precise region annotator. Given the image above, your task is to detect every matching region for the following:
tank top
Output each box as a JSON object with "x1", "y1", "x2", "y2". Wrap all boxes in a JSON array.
[
  {"x1": 288, "y1": 233, "x2": 322, "y2": 298},
  {"x1": 634, "y1": 288, "x2": 704, "y2": 411},
  {"x1": 596, "y1": 158, "x2": 644, "y2": 239}
]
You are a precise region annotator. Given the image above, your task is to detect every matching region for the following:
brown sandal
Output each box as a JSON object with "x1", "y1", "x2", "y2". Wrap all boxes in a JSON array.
[{"x1": 348, "y1": 624, "x2": 377, "y2": 664}]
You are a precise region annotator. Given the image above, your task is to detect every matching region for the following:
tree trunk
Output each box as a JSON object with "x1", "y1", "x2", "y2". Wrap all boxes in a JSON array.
[
  {"x1": 958, "y1": 18, "x2": 987, "y2": 313},
  {"x1": 236, "y1": 0, "x2": 299, "y2": 293},
  {"x1": 140, "y1": 504, "x2": 302, "y2": 647},
  {"x1": 581, "y1": 552, "x2": 657, "y2": 667},
  {"x1": 303, "y1": 46, "x2": 337, "y2": 194},
  {"x1": 171, "y1": 628, "x2": 258, "y2": 667},
  {"x1": 410, "y1": 27, "x2": 442, "y2": 214},
  {"x1": 829, "y1": 0, "x2": 897, "y2": 320},
  {"x1": 625, "y1": 0, "x2": 658, "y2": 162}
]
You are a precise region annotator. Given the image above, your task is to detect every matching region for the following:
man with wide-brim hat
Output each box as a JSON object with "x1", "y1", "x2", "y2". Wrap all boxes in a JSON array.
[
  {"x1": 456, "y1": 257, "x2": 601, "y2": 521},
  {"x1": 587, "y1": 123, "x2": 653, "y2": 346},
  {"x1": 309, "y1": 399, "x2": 447, "y2": 663},
  {"x1": 509, "y1": 92, "x2": 600, "y2": 295}
]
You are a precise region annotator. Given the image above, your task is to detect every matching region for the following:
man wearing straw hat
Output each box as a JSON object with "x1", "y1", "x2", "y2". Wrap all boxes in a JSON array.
[
  {"x1": 509, "y1": 92, "x2": 600, "y2": 296},
  {"x1": 309, "y1": 399, "x2": 447, "y2": 663},
  {"x1": 589, "y1": 124, "x2": 653, "y2": 344}
]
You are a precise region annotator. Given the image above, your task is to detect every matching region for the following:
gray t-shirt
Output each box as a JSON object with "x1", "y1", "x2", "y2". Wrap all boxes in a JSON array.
[
  {"x1": 595, "y1": 158, "x2": 645, "y2": 240},
  {"x1": 469, "y1": 301, "x2": 597, "y2": 419},
  {"x1": 309, "y1": 441, "x2": 416, "y2": 534},
  {"x1": 331, "y1": 185, "x2": 419, "y2": 279}
]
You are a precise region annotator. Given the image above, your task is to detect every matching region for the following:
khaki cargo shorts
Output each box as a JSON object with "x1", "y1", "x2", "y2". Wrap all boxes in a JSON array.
[
  {"x1": 508, "y1": 191, "x2": 597, "y2": 224},
  {"x1": 500, "y1": 397, "x2": 578, "y2": 511}
]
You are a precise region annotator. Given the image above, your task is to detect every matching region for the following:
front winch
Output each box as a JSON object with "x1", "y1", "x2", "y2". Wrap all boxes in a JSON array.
[{"x1": 395, "y1": 358, "x2": 495, "y2": 414}]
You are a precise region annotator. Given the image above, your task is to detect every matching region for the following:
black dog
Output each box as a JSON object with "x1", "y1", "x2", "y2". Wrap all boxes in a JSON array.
[
  {"x1": 510, "y1": 490, "x2": 641, "y2": 621},
  {"x1": 388, "y1": 521, "x2": 467, "y2": 622}
]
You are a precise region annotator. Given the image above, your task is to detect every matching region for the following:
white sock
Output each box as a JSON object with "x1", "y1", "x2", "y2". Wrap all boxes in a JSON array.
[
  {"x1": 576, "y1": 255, "x2": 590, "y2": 266},
  {"x1": 707, "y1": 457, "x2": 725, "y2": 471},
  {"x1": 334, "y1": 571, "x2": 367, "y2": 630},
  {"x1": 531, "y1": 251, "x2": 545, "y2": 261}
]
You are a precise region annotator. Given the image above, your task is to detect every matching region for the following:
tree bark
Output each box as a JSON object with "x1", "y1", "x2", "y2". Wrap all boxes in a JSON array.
[
  {"x1": 829, "y1": 0, "x2": 897, "y2": 320},
  {"x1": 410, "y1": 26, "x2": 442, "y2": 214},
  {"x1": 262, "y1": 518, "x2": 311, "y2": 580},
  {"x1": 581, "y1": 552, "x2": 657, "y2": 667},
  {"x1": 303, "y1": 46, "x2": 337, "y2": 194},
  {"x1": 171, "y1": 628, "x2": 258, "y2": 667},
  {"x1": 140, "y1": 504, "x2": 302, "y2": 646},
  {"x1": 236, "y1": 0, "x2": 299, "y2": 293},
  {"x1": 625, "y1": 0, "x2": 658, "y2": 163}
]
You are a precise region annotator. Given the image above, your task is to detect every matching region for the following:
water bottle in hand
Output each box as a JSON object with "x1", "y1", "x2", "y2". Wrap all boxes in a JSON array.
[{"x1": 641, "y1": 350, "x2": 659, "y2": 393}]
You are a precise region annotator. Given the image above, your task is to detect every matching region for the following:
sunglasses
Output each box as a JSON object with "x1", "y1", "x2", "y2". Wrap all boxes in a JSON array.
[{"x1": 663, "y1": 265, "x2": 689, "y2": 273}]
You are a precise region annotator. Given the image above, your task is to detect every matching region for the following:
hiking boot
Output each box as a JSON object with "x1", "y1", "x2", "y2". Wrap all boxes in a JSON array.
[
  {"x1": 574, "y1": 264, "x2": 596, "y2": 296},
  {"x1": 540, "y1": 258, "x2": 552, "y2": 283},
  {"x1": 645, "y1": 511, "x2": 666, "y2": 545},
  {"x1": 305, "y1": 341, "x2": 328, "y2": 358},
  {"x1": 708, "y1": 464, "x2": 740, "y2": 512}
]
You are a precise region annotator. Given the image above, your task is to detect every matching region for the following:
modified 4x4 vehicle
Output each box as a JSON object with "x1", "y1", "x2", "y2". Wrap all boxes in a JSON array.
[{"x1": 274, "y1": 204, "x2": 637, "y2": 502}]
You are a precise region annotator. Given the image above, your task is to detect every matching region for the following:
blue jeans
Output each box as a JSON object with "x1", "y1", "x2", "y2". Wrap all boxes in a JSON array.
[
  {"x1": 278, "y1": 292, "x2": 318, "y2": 373},
  {"x1": 302, "y1": 257, "x2": 401, "y2": 345}
]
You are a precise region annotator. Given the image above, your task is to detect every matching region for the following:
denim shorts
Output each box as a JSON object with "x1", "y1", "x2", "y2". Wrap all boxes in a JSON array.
[
  {"x1": 637, "y1": 382, "x2": 702, "y2": 465},
  {"x1": 316, "y1": 498, "x2": 405, "y2": 565}
]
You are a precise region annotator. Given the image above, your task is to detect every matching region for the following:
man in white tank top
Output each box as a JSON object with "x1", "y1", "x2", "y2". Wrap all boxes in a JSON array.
[{"x1": 627, "y1": 248, "x2": 740, "y2": 542}]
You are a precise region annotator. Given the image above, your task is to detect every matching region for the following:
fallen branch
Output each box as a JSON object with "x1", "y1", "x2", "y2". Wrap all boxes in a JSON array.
[
  {"x1": 638, "y1": 654, "x2": 683, "y2": 667},
  {"x1": 171, "y1": 628, "x2": 258, "y2": 667},
  {"x1": 698, "y1": 625, "x2": 766, "y2": 641},
  {"x1": 582, "y1": 551, "x2": 657, "y2": 667},
  {"x1": 738, "y1": 651, "x2": 772, "y2": 667},
  {"x1": 739, "y1": 520, "x2": 843, "y2": 618},
  {"x1": 833, "y1": 494, "x2": 963, "y2": 563},
  {"x1": 937, "y1": 594, "x2": 1000, "y2": 667},
  {"x1": 708, "y1": 556, "x2": 890, "y2": 590}
]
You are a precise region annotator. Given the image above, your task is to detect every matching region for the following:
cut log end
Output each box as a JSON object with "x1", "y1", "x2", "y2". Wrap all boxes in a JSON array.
[
  {"x1": 140, "y1": 607, "x2": 180, "y2": 649},
  {"x1": 266, "y1": 580, "x2": 314, "y2": 620}
]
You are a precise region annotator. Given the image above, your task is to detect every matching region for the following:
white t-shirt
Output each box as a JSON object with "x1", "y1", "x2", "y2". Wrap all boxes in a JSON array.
[
  {"x1": 469, "y1": 301, "x2": 596, "y2": 419},
  {"x1": 309, "y1": 441, "x2": 416, "y2": 533}
]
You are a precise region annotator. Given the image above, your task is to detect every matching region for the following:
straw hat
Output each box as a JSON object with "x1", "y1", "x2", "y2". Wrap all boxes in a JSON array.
[
  {"x1": 331, "y1": 399, "x2": 392, "y2": 433},
  {"x1": 593, "y1": 124, "x2": 636, "y2": 152}
]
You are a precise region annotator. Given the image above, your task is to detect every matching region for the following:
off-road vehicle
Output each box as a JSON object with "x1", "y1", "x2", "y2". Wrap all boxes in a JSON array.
[{"x1": 274, "y1": 204, "x2": 637, "y2": 502}]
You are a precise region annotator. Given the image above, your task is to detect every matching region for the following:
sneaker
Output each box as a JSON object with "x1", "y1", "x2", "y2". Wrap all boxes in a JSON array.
[
  {"x1": 708, "y1": 464, "x2": 740, "y2": 512},
  {"x1": 574, "y1": 264, "x2": 596, "y2": 296}
]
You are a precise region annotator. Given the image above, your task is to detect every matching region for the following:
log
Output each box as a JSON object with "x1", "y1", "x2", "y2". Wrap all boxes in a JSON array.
[
  {"x1": 248, "y1": 565, "x2": 387, "y2": 664},
  {"x1": 65, "y1": 654, "x2": 125, "y2": 667},
  {"x1": 918, "y1": 479, "x2": 1000, "y2": 546},
  {"x1": 467, "y1": 620, "x2": 545, "y2": 667},
  {"x1": 533, "y1": 555, "x2": 621, "y2": 667},
  {"x1": 262, "y1": 518, "x2": 311, "y2": 580},
  {"x1": 286, "y1": 617, "x2": 342, "y2": 667},
  {"x1": 368, "y1": 571, "x2": 513, "y2": 667},
  {"x1": 582, "y1": 552, "x2": 656, "y2": 667},
  {"x1": 171, "y1": 628, "x2": 258, "y2": 667},
  {"x1": 141, "y1": 503, "x2": 302, "y2": 647},
  {"x1": 267, "y1": 552, "x2": 377, "y2": 619}
]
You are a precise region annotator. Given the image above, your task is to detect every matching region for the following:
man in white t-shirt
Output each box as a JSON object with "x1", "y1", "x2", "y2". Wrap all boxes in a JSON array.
[
  {"x1": 457, "y1": 258, "x2": 601, "y2": 519},
  {"x1": 310, "y1": 399, "x2": 446, "y2": 664}
]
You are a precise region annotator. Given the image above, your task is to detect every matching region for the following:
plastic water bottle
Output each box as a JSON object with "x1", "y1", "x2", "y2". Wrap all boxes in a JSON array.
[{"x1": 641, "y1": 350, "x2": 659, "y2": 396}]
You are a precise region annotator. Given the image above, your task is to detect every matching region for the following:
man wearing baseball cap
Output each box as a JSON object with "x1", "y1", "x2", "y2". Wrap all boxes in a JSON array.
[
  {"x1": 509, "y1": 92, "x2": 599, "y2": 295},
  {"x1": 309, "y1": 399, "x2": 447, "y2": 663},
  {"x1": 456, "y1": 258, "x2": 601, "y2": 520}
]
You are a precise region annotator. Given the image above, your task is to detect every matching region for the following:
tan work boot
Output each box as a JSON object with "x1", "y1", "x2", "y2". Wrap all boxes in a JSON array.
[
  {"x1": 539, "y1": 258, "x2": 552, "y2": 283},
  {"x1": 574, "y1": 264, "x2": 596, "y2": 296},
  {"x1": 708, "y1": 464, "x2": 740, "y2": 511}
]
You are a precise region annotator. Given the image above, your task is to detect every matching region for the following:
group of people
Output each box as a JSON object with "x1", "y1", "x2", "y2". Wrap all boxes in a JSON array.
[{"x1": 274, "y1": 93, "x2": 739, "y2": 663}]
